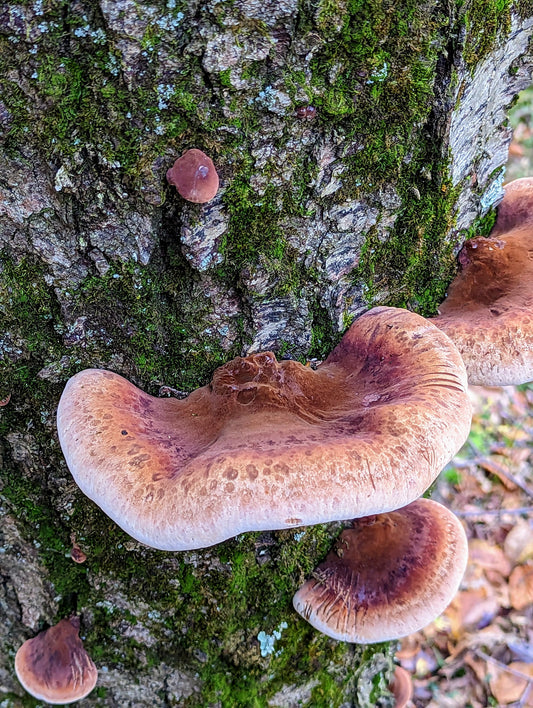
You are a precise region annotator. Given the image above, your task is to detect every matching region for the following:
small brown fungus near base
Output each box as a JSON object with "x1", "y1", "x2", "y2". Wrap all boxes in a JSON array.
[
  {"x1": 166, "y1": 148, "x2": 219, "y2": 203},
  {"x1": 15, "y1": 616, "x2": 98, "y2": 704},
  {"x1": 292, "y1": 498, "x2": 468, "y2": 643},
  {"x1": 57, "y1": 307, "x2": 471, "y2": 551},
  {"x1": 70, "y1": 533, "x2": 87, "y2": 563},
  {"x1": 390, "y1": 666, "x2": 413, "y2": 708},
  {"x1": 296, "y1": 105, "x2": 317, "y2": 119},
  {"x1": 431, "y1": 177, "x2": 533, "y2": 385}
]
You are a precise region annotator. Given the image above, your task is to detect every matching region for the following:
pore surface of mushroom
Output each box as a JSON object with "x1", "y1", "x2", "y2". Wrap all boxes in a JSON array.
[
  {"x1": 292, "y1": 498, "x2": 468, "y2": 643},
  {"x1": 15, "y1": 617, "x2": 97, "y2": 704},
  {"x1": 166, "y1": 148, "x2": 219, "y2": 203},
  {"x1": 431, "y1": 178, "x2": 533, "y2": 385},
  {"x1": 57, "y1": 306, "x2": 471, "y2": 551}
]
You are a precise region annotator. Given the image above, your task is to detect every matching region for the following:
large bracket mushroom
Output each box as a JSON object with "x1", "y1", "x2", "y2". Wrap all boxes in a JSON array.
[
  {"x1": 57, "y1": 306, "x2": 471, "y2": 551},
  {"x1": 431, "y1": 177, "x2": 533, "y2": 386}
]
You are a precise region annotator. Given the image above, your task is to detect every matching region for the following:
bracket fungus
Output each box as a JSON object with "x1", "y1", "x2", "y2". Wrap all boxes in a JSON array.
[
  {"x1": 431, "y1": 177, "x2": 533, "y2": 385},
  {"x1": 57, "y1": 306, "x2": 471, "y2": 551},
  {"x1": 166, "y1": 148, "x2": 219, "y2": 203},
  {"x1": 292, "y1": 498, "x2": 468, "y2": 643},
  {"x1": 15, "y1": 617, "x2": 97, "y2": 704}
]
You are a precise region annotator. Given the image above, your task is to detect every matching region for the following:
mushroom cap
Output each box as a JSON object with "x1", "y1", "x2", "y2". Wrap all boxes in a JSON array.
[
  {"x1": 490, "y1": 177, "x2": 533, "y2": 237},
  {"x1": 430, "y1": 226, "x2": 533, "y2": 385},
  {"x1": 390, "y1": 666, "x2": 413, "y2": 708},
  {"x1": 292, "y1": 498, "x2": 468, "y2": 643},
  {"x1": 57, "y1": 306, "x2": 471, "y2": 551},
  {"x1": 14, "y1": 617, "x2": 97, "y2": 704},
  {"x1": 166, "y1": 148, "x2": 219, "y2": 203}
]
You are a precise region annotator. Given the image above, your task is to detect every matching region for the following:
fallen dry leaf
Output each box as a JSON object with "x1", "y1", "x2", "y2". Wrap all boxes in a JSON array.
[
  {"x1": 509, "y1": 563, "x2": 533, "y2": 611},
  {"x1": 444, "y1": 588, "x2": 500, "y2": 639},
  {"x1": 469, "y1": 539, "x2": 512, "y2": 577},
  {"x1": 504, "y1": 519, "x2": 533, "y2": 564},
  {"x1": 489, "y1": 661, "x2": 533, "y2": 705},
  {"x1": 509, "y1": 140, "x2": 525, "y2": 157},
  {"x1": 477, "y1": 457, "x2": 518, "y2": 491}
]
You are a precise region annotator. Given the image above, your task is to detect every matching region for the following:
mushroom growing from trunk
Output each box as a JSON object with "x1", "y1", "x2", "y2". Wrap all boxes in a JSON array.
[
  {"x1": 390, "y1": 666, "x2": 413, "y2": 708},
  {"x1": 57, "y1": 306, "x2": 471, "y2": 551},
  {"x1": 292, "y1": 498, "x2": 468, "y2": 643},
  {"x1": 431, "y1": 177, "x2": 533, "y2": 385},
  {"x1": 166, "y1": 148, "x2": 219, "y2": 203},
  {"x1": 15, "y1": 617, "x2": 97, "y2": 704}
]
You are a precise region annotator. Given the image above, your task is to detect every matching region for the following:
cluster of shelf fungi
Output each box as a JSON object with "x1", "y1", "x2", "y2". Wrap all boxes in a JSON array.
[{"x1": 14, "y1": 176, "x2": 533, "y2": 704}]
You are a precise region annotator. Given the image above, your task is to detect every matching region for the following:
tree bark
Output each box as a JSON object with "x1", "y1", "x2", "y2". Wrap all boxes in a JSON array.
[{"x1": 0, "y1": 0, "x2": 532, "y2": 705}]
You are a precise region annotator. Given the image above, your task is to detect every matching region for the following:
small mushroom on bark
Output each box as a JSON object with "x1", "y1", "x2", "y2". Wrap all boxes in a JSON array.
[
  {"x1": 292, "y1": 498, "x2": 468, "y2": 643},
  {"x1": 390, "y1": 665, "x2": 413, "y2": 708},
  {"x1": 15, "y1": 617, "x2": 97, "y2": 704},
  {"x1": 431, "y1": 178, "x2": 533, "y2": 385},
  {"x1": 57, "y1": 306, "x2": 471, "y2": 551},
  {"x1": 166, "y1": 148, "x2": 219, "y2": 203},
  {"x1": 70, "y1": 533, "x2": 87, "y2": 563}
]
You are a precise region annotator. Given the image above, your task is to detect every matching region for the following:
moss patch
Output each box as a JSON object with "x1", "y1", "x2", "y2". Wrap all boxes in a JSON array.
[{"x1": 462, "y1": 0, "x2": 513, "y2": 70}]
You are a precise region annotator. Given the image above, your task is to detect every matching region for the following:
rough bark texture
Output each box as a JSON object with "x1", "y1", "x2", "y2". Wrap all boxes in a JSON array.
[{"x1": 0, "y1": 1, "x2": 532, "y2": 706}]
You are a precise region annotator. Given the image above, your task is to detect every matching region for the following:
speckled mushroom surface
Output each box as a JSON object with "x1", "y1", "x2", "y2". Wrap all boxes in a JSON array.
[
  {"x1": 431, "y1": 178, "x2": 533, "y2": 386},
  {"x1": 292, "y1": 499, "x2": 468, "y2": 643},
  {"x1": 15, "y1": 617, "x2": 98, "y2": 704},
  {"x1": 166, "y1": 148, "x2": 219, "y2": 203},
  {"x1": 57, "y1": 306, "x2": 471, "y2": 551}
]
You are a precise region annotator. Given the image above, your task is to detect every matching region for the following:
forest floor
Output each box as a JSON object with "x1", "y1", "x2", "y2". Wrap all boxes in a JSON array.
[{"x1": 396, "y1": 87, "x2": 533, "y2": 708}]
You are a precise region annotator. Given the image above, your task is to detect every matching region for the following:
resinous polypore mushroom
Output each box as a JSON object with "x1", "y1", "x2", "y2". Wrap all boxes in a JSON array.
[
  {"x1": 15, "y1": 617, "x2": 97, "y2": 704},
  {"x1": 57, "y1": 306, "x2": 472, "y2": 551},
  {"x1": 166, "y1": 148, "x2": 219, "y2": 203},
  {"x1": 431, "y1": 177, "x2": 533, "y2": 386},
  {"x1": 292, "y1": 498, "x2": 468, "y2": 643}
]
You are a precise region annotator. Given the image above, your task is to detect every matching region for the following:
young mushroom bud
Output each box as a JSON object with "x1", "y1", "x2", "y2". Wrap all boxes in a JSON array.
[
  {"x1": 166, "y1": 148, "x2": 219, "y2": 203},
  {"x1": 292, "y1": 499, "x2": 468, "y2": 643},
  {"x1": 15, "y1": 616, "x2": 98, "y2": 704},
  {"x1": 57, "y1": 307, "x2": 471, "y2": 551}
]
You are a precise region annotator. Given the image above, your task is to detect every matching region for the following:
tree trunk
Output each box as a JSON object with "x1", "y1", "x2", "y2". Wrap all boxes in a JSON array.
[{"x1": 0, "y1": 0, "x2": 532, "y2": 705}]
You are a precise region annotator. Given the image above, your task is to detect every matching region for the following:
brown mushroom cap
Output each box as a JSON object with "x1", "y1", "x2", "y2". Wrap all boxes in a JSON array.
[
  {"x1": 15, "y1": 617, "x2": 97, "y2": 704},
  {"x1": 490, "y1": 177, "x2": 533, "y2": 237},
  {"x1": 166, "y1": 148, "x2": 219, "y2": 203},
  {"x1": 292, "y1": 498, "x2": 468, "y2": 643},
  {"x1": 430, "y1": 208, "x2": 533, "y2": 385},
  {"x1": 57, "y1": 306, "x2": 471, "y2": 551},
  {"x1": 390, "y1": 666, "x2": 413, "y2": 708}
]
